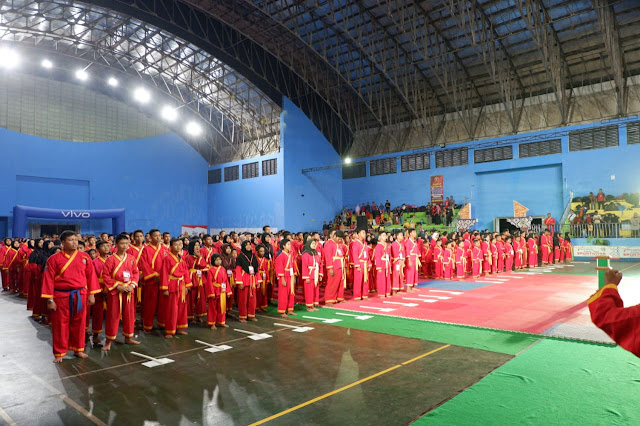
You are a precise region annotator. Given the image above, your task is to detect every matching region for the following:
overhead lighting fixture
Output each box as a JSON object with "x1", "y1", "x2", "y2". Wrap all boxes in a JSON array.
[
  {"x1": 439, "y1": 143, "x2": 446, "y2": 148},
  {"x1": 0, "y1": 48, "x2": 20, "y2": 69},
  {"x1": 344, "y1": 157, "x2": 352, "y2": 164},
  {"x1": 161, "y1": 105, "x2": 178, "y2": 122},
  {"x1": 185, "y1": 121, "x2": 202, "y2": 136},
  {"x1": 75, "y1": 69, "x2": 89, "y2": 81},
  {"x1": 107, "y1": 77, "x2": 118, "y2": 87},
  {"x1": 41, "y1": 59, "x2": 53, "y2": 69},
  {"x1": 133, "y1": 87, "x2": 151, "y2": 103}
]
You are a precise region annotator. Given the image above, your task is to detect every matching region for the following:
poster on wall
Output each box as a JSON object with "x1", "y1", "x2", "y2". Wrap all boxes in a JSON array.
[
  {"x1": 573, "y1": 245, "x2": 640, "y2": 259},
  {"x1": 430, "y1": 175, "x2": 444, "y2": 204},
  {"x1": 181, "y1": 224, "x2": 207, "y2": 236}
]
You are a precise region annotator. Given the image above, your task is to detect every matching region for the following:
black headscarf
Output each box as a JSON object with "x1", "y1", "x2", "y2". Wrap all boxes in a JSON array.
[
  {"x1": 261, "y1": 233, "x2": 274, "y2": 259},
  {"x1": 236, "y1": 241, "x2": 258, "y2": 274},
  {"x1": 210, "y1": 253, "x2": 222, "y2": 266},
  {"x1": 220, "y1": 244, "x2": 235, "y2": 270},
  {"x1": 187, "y1": 240, "x2": 200, "y2": 256},
  {"x1": 302, "y1": 238, "x2": 317, "y2": 256},
  {"x1": 29, "y1": 238, "x2": 48, "y2": 268}
]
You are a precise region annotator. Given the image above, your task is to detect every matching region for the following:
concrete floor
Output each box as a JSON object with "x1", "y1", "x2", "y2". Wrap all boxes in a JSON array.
[{"x1": 0, "y1": 292, "x2": 510, "y2": 426}]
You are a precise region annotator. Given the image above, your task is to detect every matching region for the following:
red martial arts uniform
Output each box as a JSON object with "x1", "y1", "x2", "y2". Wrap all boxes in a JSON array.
[
  {"x1": 374, "y1": 242, "x2": 391, "y2": 297},
  {"x1": 403, "y1": 238, "x2": 420, "y2": 288},
  {"x1": 160, "y1": 252, "x2": 192, "y2": 335},
  {"x1": 3, "y1": 248, "x2": 20, "y2": 292},
  {"x1": 505, "y1": 243, "x2": 514, "y2": 272},
  {"x1": 257, "y1": 256, "x2": 270, "y2": 310},
  {"x1": 140, "y1": 244, "x2": 165, "y2": 331},
  {"x1": 89, "y1": 256, "x2": 108, "y2": 335},
  {"x1": 472, "y1": 246, "x2": 482, "y2": 277},
  {"x1": 481, "y1": 241, "x2": 491, "y2": 274},
  {"x1": 102, "y1": 253, "x2": 139, "y2": 342},
  {"x1": 490, "y1": 243, "x2": 498, "y2": 274},
  {"x1": 540, "y1": 235, "x2": 550, "y2": 264},
  {"x1": 184, "y1": 254, "x2": 208, "y2": 321},
  {"x1": 455, "y1": 247, "x2": 465, "y2": 279},
  {"x1": 443, "y1": 248, "x2": 453, "y2": 280},
  {"x1": 41, "y1": 250, "x2": 100, "y2": 357},
  {"x1": 234, "y1": 252, "x2": 260, "y2": 321},
  {"x1": 528, "y1": 238, "x2": 538, "y2": 267},
  {"x1": 207, "y1": 265, "x2": 229, "y2": 326},
  {"x1": 433, "y1": 246, "x2": 443, "y2": 279},
  {"x1": 496, "y1": 241, "x2": 505, "y2": 273},
  {"x1": 391, "y1": 240, "x2": 406, "y2": 291},
  {"x1": 323, "y1": 240, "x2": 345, "y2": 304},
  {"x1": 589, "y1": 284, "x2": 640, "y2": 357},
  {"x1": 563, "y1": 240, "x2": 572, "y2": 261},
  {"x1": 126, "y1": 244, "x2": 145, "y2": 305},
  {"x1": 17, "y1": 246, "x2": 32, "y2": 296},
  {"x1": 302, "y1": 251, "x2": 322, "y2": 308},
  {"x1": 350, "y1": 239, "x2": 370, "y2": 300},
  {"x1": 276, "y1": 251, "x2": 296, "y2": 313},
  {"x1": 0, "y1": 244, "x2": 8, "y2": 290}
]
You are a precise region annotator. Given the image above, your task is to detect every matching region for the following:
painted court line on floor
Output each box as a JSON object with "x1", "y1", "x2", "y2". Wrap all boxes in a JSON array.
[
  {"x1": 0, "y1": 406, "x2": 17, "y2": 426},
  {"x1": 248, "y1": 344, "x2": 451, "y2": 425}
]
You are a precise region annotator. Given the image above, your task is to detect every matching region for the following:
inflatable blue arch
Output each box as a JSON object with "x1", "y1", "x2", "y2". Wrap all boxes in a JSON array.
[{"x1": 12, "y1": 205, "x2": 125, "y2": 238}]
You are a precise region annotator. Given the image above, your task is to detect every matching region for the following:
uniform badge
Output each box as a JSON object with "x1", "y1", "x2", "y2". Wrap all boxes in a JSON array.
[{"x1": 83, "y1": 259, "x2": 87, "y2": 264}]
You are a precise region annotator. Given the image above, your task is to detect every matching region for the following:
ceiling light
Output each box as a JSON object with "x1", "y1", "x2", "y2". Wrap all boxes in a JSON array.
[
  {"x1": 133, "y1": 87, "x2": 151, "y2": 103},
  {"x1": 75, "y1": 69, "x2": 89, "y2": 81},
  {"x1": 161, "y1": 106, "x2": 178, "y2": 122},
  {"x1": 107, "y1": 77, "x2": 118, "y2": 87},
  {"x1": 0, "y1": 48, "x2": 20, "y2": 69},
  {"x1": 186, "y1": 121, "x2": 202, "y2": 136},
  {"x1": 344, "y1": 157, "x2": 352, "y2": 164},
  {"x1": 41, "y1": 59, "x2": 53, "y2": 69}
]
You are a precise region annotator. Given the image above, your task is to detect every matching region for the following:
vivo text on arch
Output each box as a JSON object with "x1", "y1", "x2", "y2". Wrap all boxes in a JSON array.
[{"x1": 61, "y1": 211, "x2": 91, "y2": 218}]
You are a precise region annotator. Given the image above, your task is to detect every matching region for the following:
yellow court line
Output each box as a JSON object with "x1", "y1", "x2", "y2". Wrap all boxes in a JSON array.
[
  {"x1": 249, "y1": 344, "x2": 451, "y2": 426},
  {"x1": 620, "y1": 262, "x2": 640, "y2": 273},
  {"x1": 0, "y1": 406, "x2": 17, "y2": 426},
  {"x1": 12, "y1": 361, "x2": 107, "y2": 426}
]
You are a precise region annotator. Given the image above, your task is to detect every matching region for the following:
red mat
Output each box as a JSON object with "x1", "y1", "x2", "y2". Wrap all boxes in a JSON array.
[{"x1": 324, "y1": 273, "x2": 598, "y2": 334}]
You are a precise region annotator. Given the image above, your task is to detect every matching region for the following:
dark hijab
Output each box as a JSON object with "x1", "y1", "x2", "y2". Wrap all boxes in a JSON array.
[
  {"x1": 29, "y1": 238, "x2": 48, "y2": 268},
  {"x1": 187, "y1": 240, "x2": 200, "y2": 256},
  {"x1": 261, "y1": 233, "x2": 274, "y2": 259},
  {"x1": 237, "y1": 241, "x2": 258, "y2": 274},
  {"x1": 302, "y1": 238, "x2": 317, "y2": 256},
  {"x1": 210, "y1": 253, "x2": 222, "y2": 266},
  {"x1": 220, "y1": 244, "x2": 235, "y2": 269}
]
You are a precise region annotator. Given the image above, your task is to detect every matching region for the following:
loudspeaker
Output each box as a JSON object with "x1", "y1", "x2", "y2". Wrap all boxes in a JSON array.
[{"x1": 356, "y1": 215, "x2": 368, "y2": 230}]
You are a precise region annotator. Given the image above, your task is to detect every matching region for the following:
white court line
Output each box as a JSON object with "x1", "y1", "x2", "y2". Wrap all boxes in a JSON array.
[
  {"x1": 427, "y1": 289, "x2": 463, "y2": 295},
  {"x1": 402, "y1": 297, "x2": 438, "y2": 303}
]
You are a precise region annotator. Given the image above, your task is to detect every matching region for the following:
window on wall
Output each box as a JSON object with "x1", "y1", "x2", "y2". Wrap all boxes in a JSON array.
[
  {"x1": 208, "y1": 169, "x2": 222, "y2": 184},
  {"x1": 242, "y1": 162, "x2": 259, "y2": 179},
  {"x1": 628, "y1": 122, "x2": 640, "y2": 145},
  {"x1": 435, "y1": 147, "x2": 468, "y2": 168},
  {"x1": 262, "y1": 158, "x2": 277, "y2": 175},
  {"x1": 342, "y1": 162, "x2": 366, "y2": 179},
  {"x1": 369, "y1": 157, "x2": 397, "y2": 176},
  {"x1": 224, "y1": 165, "x2": 239, "y2": 182},
  {"x1": 569, "y1": 125, "x2": 619, "y2": 151},
  {"x1": 401, "y1": 153, "x2": 430, "y2": 172},
  {"x1": 518, "y1": 139, "x2": 562, "y2": 158},
  {"x1": 474, "y1": 146, "x2": 513, "y2": 164}
]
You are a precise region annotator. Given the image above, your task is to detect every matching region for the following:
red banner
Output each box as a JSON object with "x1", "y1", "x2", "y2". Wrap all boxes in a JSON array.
[{"x1": 430, "y1": 175, "x2": 444, "y2": 204}]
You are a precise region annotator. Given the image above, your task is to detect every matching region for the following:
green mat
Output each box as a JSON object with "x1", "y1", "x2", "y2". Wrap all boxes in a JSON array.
[
  {"x1": 279, "y1": 306, "x2": 540, "y2": 356},
  {"x1": 417, "y1": 338, "x2": 640, "y2": 424}
]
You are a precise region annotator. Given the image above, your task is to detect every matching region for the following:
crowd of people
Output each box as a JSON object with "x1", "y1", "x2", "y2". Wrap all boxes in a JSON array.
[
  {"x1": 0, "y1": 225, "x2": 572, "y2": 363},
  {"x1": 325, "y1": 197, "x2": 459, "y2": 230}
]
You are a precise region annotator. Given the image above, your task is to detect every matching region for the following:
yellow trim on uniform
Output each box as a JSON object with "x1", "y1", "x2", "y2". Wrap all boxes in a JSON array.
[{"x1": 587, "y1": 283, "x2": 618, "y2": 304}]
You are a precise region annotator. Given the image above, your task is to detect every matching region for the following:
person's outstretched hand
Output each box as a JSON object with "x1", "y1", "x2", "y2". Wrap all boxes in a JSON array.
[{"x1": 605, "y1": 269, "x2": 622, "y2": 286}]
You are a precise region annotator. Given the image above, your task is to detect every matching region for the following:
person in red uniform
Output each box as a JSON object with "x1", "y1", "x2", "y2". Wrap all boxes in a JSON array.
[
  {"x1": 102, "y1": 234, "x2": 140, "y2": 351},
  {"x1": 184, "y1": 240, "x2": 208, "y2": 323},
  {"x1": 349, "y1": 228, "x2": 369, "y2": 301},
  {"x1": 276, "y1": 238, "x2": 297, "y2": 317},
  {"x1": 207, "y1": 254, "x2": 229, "y2": 328},
  {"x1": 455, "y1": 240, "x2": 465, "y2": 280},
  {"x1": 3, "y1": 240, "x2": 21, "y2": 292},
  {"x1": 403, "y1": 229, "x2": 420, "y2": 291},
  {"x1": 0, "y1": 238, "x2": 10, "y2": 290},
  {"x1": 528, "y1": 233, "x2": 538, "y2": 268},
  {"x1": 17, "y1": 240, "x2": 33, "y2": 296},
  {"x1": 41, "y1": 231, "x2": 99, "y2": 363},
  {"x1": 504, "y1": 236, "x2": 514, "y2": 272},
  {"x1": 472, "y1": 239, "x2": 482, "y2": 278},
  {"x1": 301, "y1": 238, "x2": 322, "y2": 311},
  {"x1": 391, "y1": 231, "x2": 406, "y2": 292},
  {"x1": 256, "y1": 245, "x2": 270, "y2": 312},
  {"x1": 140, "y1": 229, "x2": 165, "y2": 332},
  {"x1": 433, "y1": 239, "x2": 443, "y2": 279},
  {"x1": 589, "y1": 269, "x2": 640, "y2": 357},
  {"x1": 126, "y1": 229, "x2": 146, "y2": 305},
  {"x1": 540, "y1": 230, "x2": 551, "y2": 265},
  {"x1": 89, "y1": 241, "x2": 110, "y2": 345},
  {"x1": 323, "y1": 230, "x2": 345, "y2": 306},
  {"x1": 160, "y1": 238, "x2": 192, "y2": 338},
  {"x1": 374, "y1": 231, "x2": 391, "y2": 297},
  {"x1": 235, "y1": 240, "x2": 260, "y2": 322},
  {"x1": 544, "y1": 213, "x2": 556, "y2": 236}
]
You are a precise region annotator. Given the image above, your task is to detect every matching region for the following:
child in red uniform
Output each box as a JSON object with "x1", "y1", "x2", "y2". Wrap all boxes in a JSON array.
[
  {"x1": 276, "y1": 239, "x2": 297, "y2": 317},
  {"x1": 160, "y1": 238, "x2": 192, "y2": 338},
  {"x1": 89, "y1": 241, "x2": 110, "y2": 345},
  {"x1": 184, "y1": 240, "x2": 208, "y2": 323},
  {"x1": 374, "y1": 232, "x2": 391, "y2": 297},
  {"x1": 301, "y1": 239, "x2": 322, "y2": 311},
  {"x1": 472, "y1": 239, "x2": 482, "y2": 278},
  {"x1": 443, "y1": 241, "x2": 453, "y2": 280},
  {"x1": 208, "y1": 254, "x2": 229, "y2": 328},
  {"x1": 433, "y1": 239, "x2": 444, "y2": 279},
  {"x1": 455, "y1": 240, "x2": 465, "y2": 280},
  {"x1": 235, "y1": 241, "x2": 260, "y2": 323},
  {"x1": 505, "y1": 236, "x2": 514, "y2": 272},
  {"x1": 102, "y1": 234, "x2": 140, "y2": 351},
  {"x1": 256, "y1": 245, "x2": 270, "y2": 312}
]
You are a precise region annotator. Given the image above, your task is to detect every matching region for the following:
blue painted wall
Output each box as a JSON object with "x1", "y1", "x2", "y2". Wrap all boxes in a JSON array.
[
  {"x1": 0, "y1": 128, "x2": 208, "y2": 236},
  {"x1": 207, "y1": 152, "x2": 285, "y2": 231},
  {"x1": 343, "y1": 117, "x2": 640, "y2": 231},
  {"x1": 207, "y1": 97, "x2": 342, "y2": 232}
]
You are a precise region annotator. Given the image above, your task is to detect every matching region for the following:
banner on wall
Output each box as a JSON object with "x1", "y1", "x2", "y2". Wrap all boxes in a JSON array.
[
  {"x1": 430, "y1": 175, "x2": 444, "y2": 204},
  {"x1": 573, "y1": 245, "x2": 640, "y2": 259},
  {"x1": 181, "y1": 224, "x2": 208, "y2": 236},
  {"x1": 210, "y1": 228, "x2": 279, "y2": 235}
]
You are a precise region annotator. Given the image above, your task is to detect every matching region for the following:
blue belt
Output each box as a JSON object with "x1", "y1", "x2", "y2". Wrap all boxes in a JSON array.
[{"x1": 54, "y1": 288, "x2": 83, "y2": 317}]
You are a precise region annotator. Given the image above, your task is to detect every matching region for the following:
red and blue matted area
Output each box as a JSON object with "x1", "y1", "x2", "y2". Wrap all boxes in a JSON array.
[{"x1": 326, "y1": 263, "x2": 640, "y2": 342}]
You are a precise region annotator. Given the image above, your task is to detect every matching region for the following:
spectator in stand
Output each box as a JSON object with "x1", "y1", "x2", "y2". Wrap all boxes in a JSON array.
[
  {"x1": 589, "y1": 192, "x2": 597, "y2": 210},
  {"x1": 446, "y1": 208, "x2": 454, "y2": 226},
  {"x1": 597, "y1": 189, "x2": 606, "y2": 210},
  {"x1": 593, "y1": 211, "x2": 603, "y2": 237},
  {"x1": 385, "y1": 200, "x2": 391, "y2": 212},
  {"x1": 322, "y1": 221, "x2": 329, "y2": 231},
  {"x1": 631, "y1": 213, "x2": 640, "y2": 238}
]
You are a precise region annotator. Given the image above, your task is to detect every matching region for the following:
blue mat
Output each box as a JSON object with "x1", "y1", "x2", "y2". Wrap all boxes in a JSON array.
[{"x1": 416, "y1": 280, "x2": 493, "y2": 291}]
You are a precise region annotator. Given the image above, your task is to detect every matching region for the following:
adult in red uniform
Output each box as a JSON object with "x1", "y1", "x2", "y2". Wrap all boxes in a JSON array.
[
  {"x1": 102, "y1": 234, "x2": 140, "y2": 351},
  {"x1": 126, "y1": 229, "x2": 146, "y2": 305},
  {"x1": 301, "y1": 238, "x2": 322, "y2": 311},
  {"x1": 544, "y1": 213, "x2": 556, "y2": 236},
  {"x1": 472, "y1": 240, "x2": 483, "y2": 278},
  {"x1": 184, "y1": 240, "x2": 208, "y2": 322},
  {"x1": 275, "y1": 239, "x2": 297, "y2": 317},
  {"x1": 589, "y1": 269, "x2": 640, "y2": 357},
  {"x1": 41, "y1": 231, "x2": 99, "y2": 363},
  {"x1": 540, "y1": 230, "x2": 551, "y2": 265},
  {"x1": 0, "y1": 238, "x2": 10, "y2": 290},
  {"x1": 3, "y1": 240, "x2": 21, "y2": 292},
  {"x1": 160, "y1": 238, "x2": 192, "y2": 338},
  {"x1": 235, "y1": 241, "x2": 260, "y2": 322},
  {"x1": 391, "y1": 231, "x2": 406, "y2": 292},
  {"x1": 403, "y1": 229, "x2": 420, "y2": 290},
  {"x1": 374, "y1": 231, "x2": 391, "y2": 297},
  {"x1": 323, "y1": 230, "x2": 346, "y2": 306},
  {"x1": 139, "y1": 229, "x2": 165, "y2": 332},
  {"x1": 350, "y1": 228, "x2": 370, "y2": 301},
  {"x1": 256, "y1": 245, "x2": 270, "y2": 311}
]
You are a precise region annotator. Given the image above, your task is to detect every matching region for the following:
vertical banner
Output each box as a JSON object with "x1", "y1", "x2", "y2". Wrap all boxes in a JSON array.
[{"x1": 430, "y1": 175, "x2": 444, "y2": 204}]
